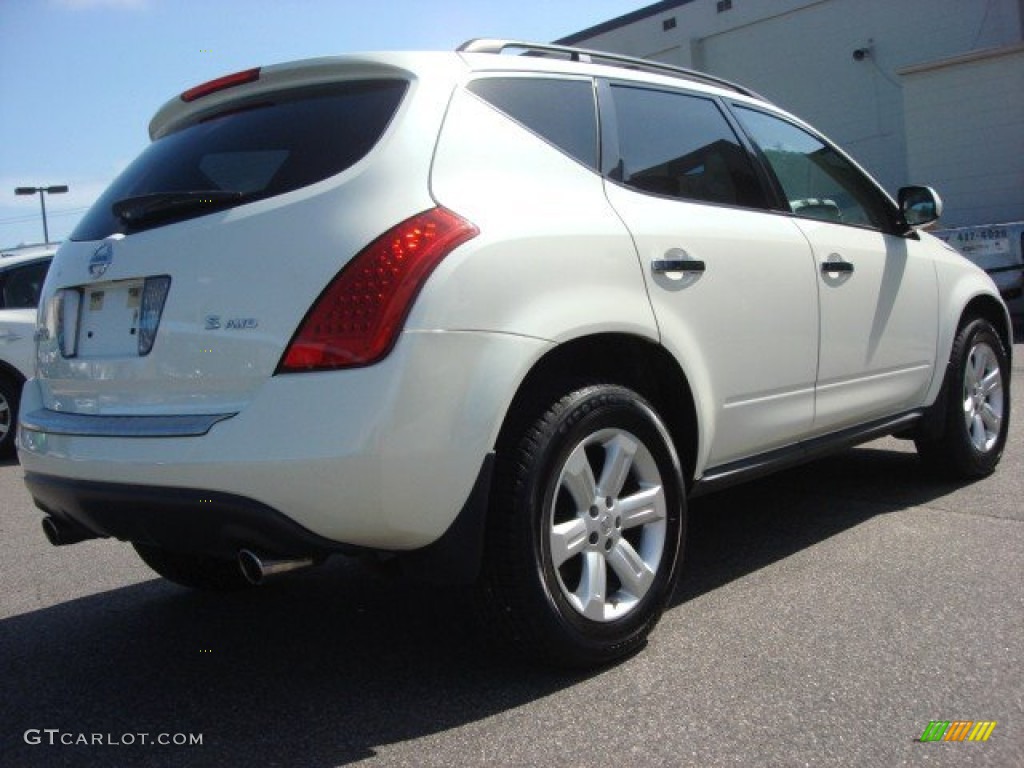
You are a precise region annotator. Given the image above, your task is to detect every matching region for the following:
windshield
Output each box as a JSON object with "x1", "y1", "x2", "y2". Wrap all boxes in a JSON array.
[{"x1": 72, "y1": 79, "x2": 407, "y2": 240}]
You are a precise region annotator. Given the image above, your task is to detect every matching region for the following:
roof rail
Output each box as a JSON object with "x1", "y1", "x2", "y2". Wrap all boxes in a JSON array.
[{"x1": 457, "y1": 39, "x2": 767, "y2": 101}]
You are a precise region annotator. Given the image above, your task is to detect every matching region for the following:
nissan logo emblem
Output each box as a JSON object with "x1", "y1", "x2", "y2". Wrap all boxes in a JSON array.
[{"x1": 89, "y1": 242, "x2": 114, "y2": 278}]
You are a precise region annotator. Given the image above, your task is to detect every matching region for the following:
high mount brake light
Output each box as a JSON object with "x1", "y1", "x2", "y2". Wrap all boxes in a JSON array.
[
  {"x1": 181, "y1": 68, "x2": 261, "y2": 102},
  {"x1": 278, "y1": 207, "x2": 479, "y2": 372}
]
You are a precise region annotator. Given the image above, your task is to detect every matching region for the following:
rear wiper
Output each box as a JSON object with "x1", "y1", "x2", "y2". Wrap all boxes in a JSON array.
[{"x1": 113, "y1": 190, "x2": 245, "y2": 226}]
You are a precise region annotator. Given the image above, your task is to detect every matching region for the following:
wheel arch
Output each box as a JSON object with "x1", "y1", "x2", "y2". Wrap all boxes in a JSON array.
[
  {"x1": 0, "y1": 359, "x2": 27, "y2": 387},
  {"x1": 918, "y1": 289, "x2": 1013, "y2": 441},
  {"x1": 960, "y1": 293, "x2": 1014, "y2": 364},
  {"x1": 493, "y1": 333, "x2": 700, "y2": 490}
]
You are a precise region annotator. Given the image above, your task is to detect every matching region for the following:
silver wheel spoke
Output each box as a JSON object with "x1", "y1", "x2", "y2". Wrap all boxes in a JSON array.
[
  {"x1": 607, "y1": 539, "x2": 655, "y2": 598},
  {"x1": 596, "y1": 434, "x2": 636, "y2": 499},
  {"x1": 617, "y1": 486, "x2": 665, "y2": 530},
  {"x1": 980, "y1": 403, "x2": 1001, "y2": 433},
  {"x1": 971, "y1": 413, "x2": 986, "y2": 447},
  {"x1": 562, "y1": 449, "x2": 597, "y2": 511},
  {"x1": 981, "y1": 368, "x2": 1001, "y2": 396},
  {"x1": 971, "y1": 348, "x2": 988, "y2": 385},
  {"x1": 964, "y1": 358, "x2": 978, "y2": 389},
  {"x1": 575, "y1": 551, "x2": 607, "y2": 621},
  {"x1": 550, "y1": 518, "x2": 589, "y2": 567}
]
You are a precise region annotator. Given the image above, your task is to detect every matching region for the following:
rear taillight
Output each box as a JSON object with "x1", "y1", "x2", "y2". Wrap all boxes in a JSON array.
[
  {"x1": 181, "y1": 67, "x2": 261, "y2": 102},
  {"x1": 277, "y1": 207, "x2": 478, "y2": 372}
]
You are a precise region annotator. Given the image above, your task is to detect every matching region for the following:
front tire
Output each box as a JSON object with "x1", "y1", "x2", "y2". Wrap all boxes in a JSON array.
[
  {"x1": 479, "y1": 384, "x2": 686, "y2": 667},
  {"x1": 133, "y1": 543, "x2": 253, "y2": 591},
  {"x1": 915, "y1": 318, "x2": 1010, "y2": 479}
]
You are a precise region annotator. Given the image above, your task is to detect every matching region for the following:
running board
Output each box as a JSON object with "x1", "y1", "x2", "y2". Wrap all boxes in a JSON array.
[{"x1": 690, "y1": 410, "x2": 924, "y2": 498}]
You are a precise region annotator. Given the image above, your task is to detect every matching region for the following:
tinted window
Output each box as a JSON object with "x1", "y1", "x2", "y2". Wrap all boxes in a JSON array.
[
  {"x1": 734, "y1": 107, "x2": 895, "y2": 230},
  {"x1": 468, "y1": 78, "x2": 598, "y2": 170},
  {"x1": 610, "y1": 85, "x2": 768, "y2": 208},
  {"x1": 0, "y1": 259, "x2": 51, "y2": 309},
  {"x1": 72, "y1": 80, "x2": 408, "y2": 240}
]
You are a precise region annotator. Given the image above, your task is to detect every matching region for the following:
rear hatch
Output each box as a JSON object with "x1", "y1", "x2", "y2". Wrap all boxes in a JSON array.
[{"x1": 35, "y1": 54, "x2": 455, "y2": 416}]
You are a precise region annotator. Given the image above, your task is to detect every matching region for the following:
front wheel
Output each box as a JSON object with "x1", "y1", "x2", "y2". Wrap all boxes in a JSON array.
[
  {"x1": 915, "y1": 318, "x2": 1010, "y2": 479},
  {"x1": 479, "y1": 384, "x2": 686, "y2": 667}
]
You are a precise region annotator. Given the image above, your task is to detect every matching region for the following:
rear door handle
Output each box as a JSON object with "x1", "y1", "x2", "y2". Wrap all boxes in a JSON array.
[{"x1": 653, "y1": 249, "x2": 705, "y2": 274}]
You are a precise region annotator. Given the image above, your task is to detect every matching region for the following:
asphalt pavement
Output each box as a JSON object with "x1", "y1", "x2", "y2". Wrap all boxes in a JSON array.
[{"x1": 1, "y1": 344, "x2": 1021, "y2": 767}]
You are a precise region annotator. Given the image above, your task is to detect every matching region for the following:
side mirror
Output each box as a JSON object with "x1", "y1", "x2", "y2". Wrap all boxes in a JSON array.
[{"x1": 898, "y1": 185, "x2": 943, "y2": 230}]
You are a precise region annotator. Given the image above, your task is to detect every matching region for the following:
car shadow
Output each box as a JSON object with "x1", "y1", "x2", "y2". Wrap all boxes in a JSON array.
[
  {"x1": 675, "y1": 444, "x2": 961, "y2": 604},
  {"x1": 0, "y1": 444, "x2": 967, "y2": 767}
]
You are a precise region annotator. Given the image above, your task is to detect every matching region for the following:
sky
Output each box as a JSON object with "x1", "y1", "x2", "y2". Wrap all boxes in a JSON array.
[{"x1": 0, "y1": 0, "x2": 647, "y2": 248}]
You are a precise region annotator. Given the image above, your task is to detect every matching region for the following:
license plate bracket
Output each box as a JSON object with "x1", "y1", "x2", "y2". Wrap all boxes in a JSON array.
[{"x1": 76, "y1": 279, "x2": 146, "y2": 358}]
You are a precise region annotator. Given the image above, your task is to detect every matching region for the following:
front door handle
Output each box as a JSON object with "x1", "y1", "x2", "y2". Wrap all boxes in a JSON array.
[
  {"x1": 653, "y1": 259, "x2": 705, "y2": 273},
  {"x1": 821, "y1": 259, "x2": 854, "y2": 274}
]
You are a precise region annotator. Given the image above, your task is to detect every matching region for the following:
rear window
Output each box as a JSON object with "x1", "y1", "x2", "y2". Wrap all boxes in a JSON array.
[{"x1": 72, "y1": 79, "x2": 408, "y2": 241}]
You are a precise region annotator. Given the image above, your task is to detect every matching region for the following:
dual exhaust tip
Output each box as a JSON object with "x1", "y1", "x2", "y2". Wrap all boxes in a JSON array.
[{"x1": 41, "y1": 517, "x2": 315, "y2": 586}]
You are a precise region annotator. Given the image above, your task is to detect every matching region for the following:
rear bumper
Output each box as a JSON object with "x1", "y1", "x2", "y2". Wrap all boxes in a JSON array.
[
  {"x1": 26, "y1": 472, "x2": 346, "y2": 559},
  {"x1": 18, "y1": 329, "x2": 548, "y2": 550}
]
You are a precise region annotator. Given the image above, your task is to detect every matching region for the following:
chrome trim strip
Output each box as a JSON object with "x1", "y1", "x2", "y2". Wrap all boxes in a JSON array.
[{"x1": 20, "y1": 409, "x2": 236, "y2": 438}]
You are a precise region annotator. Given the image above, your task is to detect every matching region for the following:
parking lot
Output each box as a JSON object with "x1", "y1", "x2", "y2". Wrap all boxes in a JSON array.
[{"x1": 1, "y1": 343, "x2": 1021, "y2": 767}]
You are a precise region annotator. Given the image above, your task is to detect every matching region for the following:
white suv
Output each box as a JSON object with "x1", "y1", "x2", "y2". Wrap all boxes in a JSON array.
[{"x1": 20, "y1": 41, "x2": 1012, "y2": 666}]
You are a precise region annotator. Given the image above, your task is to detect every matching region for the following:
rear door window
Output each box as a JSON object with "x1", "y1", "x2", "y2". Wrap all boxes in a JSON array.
[
  {"x1": 72, "y1": 79, "x2": 408, "y2": 240},
  {"x1": 608, "y1": 85, "x2": 769, "y2": 209},
  {"x1": 467, "y1": 77, "x2": 598, "y2": 170}
]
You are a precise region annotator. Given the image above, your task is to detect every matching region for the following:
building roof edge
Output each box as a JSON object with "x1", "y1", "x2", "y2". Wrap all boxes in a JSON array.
[{"x1": 554, "y1": 0, "x2": 696, "y2": 45}]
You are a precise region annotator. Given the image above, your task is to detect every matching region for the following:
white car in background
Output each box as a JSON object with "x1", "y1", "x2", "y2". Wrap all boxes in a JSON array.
[
  {"x1": 19, "y1": 41, "x2": 1012, "y2": 666},
  {"x1": 0, "y1": 245, "x2": 55, "y2": 457}
]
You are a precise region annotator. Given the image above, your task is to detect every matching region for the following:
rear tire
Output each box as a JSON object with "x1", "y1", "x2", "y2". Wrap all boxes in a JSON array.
[
  {"x1": 0, "y1": 372, "x2": 22, "y2": 459},
  {"x1": 479, "y1": 384, "x2": 686, "y2": 667},
  {"x1": 915, "y1": 318, "x2": 1010, "y2": 479},
  {"x1": 133, "y1": 543, "x2": 253, "y2": 591}
]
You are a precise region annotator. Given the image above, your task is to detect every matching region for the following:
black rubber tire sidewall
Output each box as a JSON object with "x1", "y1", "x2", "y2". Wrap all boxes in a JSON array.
[{"x1": 0, "y1": 372, "x2": 21, "y2": 459}]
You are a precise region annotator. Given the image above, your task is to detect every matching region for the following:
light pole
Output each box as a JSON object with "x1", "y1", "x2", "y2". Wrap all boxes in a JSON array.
[{"x1": 14, "y1": 185, "x2": 69, "y2": 244}]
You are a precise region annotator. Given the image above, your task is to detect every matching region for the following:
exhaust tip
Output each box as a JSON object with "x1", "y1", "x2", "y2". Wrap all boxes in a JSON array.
[
  {"x1": 238, "y1": 549, "x2": 317, "y2": 585},
  {"x1": 42, "y1": 516, "x2": 97, "y2": 546},
  {"x1": 41, "y1": 517, "x2": 61, "y2": 546},
  {"x1": 238, "y1": 549, "x2": 265, "y2": 585}
]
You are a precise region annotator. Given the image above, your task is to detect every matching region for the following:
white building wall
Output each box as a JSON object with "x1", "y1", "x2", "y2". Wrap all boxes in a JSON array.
[
  {"x1": 901, "y1": 45, "x2": 1024, "y2": 227},
  {"x1": 560, "y1": 0, "x2": 1024, "y2": 221}
]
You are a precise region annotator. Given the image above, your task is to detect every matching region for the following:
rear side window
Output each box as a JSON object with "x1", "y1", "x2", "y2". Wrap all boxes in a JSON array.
[
  {"x1": 72, "y1": 80, "x2": 408, "y2": 240},
  {"x1": 467, "y1": 78, "x2": 598, "y2": 170},
  {"x1": 609, "y1": 85, "x2": 768, "y2": 209}
]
